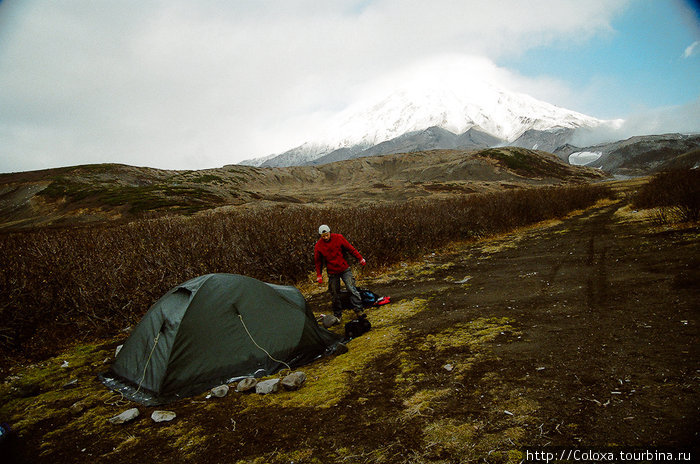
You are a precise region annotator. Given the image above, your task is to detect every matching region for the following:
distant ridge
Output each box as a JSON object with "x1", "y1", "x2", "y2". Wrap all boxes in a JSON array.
[
  {"x1": 554, "y1": 133, "x2": 700, "y2": 175},
  {"x1": 0, "y1": 147, "x2": 605, "y2": 231},
  {"x1": 309, "y1": 127, "x2": 505, "y2": 165}
]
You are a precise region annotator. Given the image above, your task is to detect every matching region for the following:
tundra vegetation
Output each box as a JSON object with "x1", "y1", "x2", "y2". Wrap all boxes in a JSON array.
[
  {"x1": 0, "y1": 168, "x2": 697, "y2": 463},
  {"x1": 0, "y1": 184, "x2": 613, "y2": 364},
  {"x1": 631, "y1": 169, "x2": 700, "y2": 223}
]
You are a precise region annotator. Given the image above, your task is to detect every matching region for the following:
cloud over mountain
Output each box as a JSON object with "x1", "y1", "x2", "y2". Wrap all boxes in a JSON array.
[
  {"x1": 244, "y1": 56, "x2": 609, "y2": 167},
  {"x1": 0, "y1": 1, "x2": 633, "y2": 173}
]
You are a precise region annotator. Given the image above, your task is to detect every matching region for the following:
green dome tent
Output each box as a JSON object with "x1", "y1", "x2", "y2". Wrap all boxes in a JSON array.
[{"x1": 101, "y1": 273, "x2": 342, "y2": 404}]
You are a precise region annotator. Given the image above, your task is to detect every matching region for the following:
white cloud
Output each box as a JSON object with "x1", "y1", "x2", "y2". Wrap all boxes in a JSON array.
[
  {"x1": 683, "y1": 40, "x2": 699, "y2": 58},
  {"x1": 0, "y1": 0, "x2": 644, "y2": 172},
  {"x1": 571, "y1": 98, "x2": 700, "y2": 147}
]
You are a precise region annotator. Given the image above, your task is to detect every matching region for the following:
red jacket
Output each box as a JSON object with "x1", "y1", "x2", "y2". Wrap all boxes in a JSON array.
[{"x1": 314, "y1": 233, "x2": 363, "y2": 276}]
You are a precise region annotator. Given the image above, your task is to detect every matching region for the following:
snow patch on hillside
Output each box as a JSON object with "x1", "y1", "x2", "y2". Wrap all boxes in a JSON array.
[{"x1": 569, "y1": 151, "x2": 603, "y2": 166}]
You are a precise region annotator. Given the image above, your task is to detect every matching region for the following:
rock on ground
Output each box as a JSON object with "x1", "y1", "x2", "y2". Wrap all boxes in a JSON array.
[
  {"x1": 151, "y1": 411, "x2": 176, "y2": 423},
  {"x1": 210, "y1": 385, "x2": 230, "y2": 398},
  {"x1": 255, "y1": 379, "x2": 280, "y2": 394},
  {"x1": 108, "y1": 408, "x2": 139, "y2": 425},
  {"x1": 69, "y1": 400, "x2": 89, "y2": 415},
  {"x1": 322, "y1": 314, "x2": 340, "y2": 328},
  {"x1": 236, "y1": 378, "x2": 258, "y2": 392},
  {"x1": 281, "y1": 372, "x2": 307, "y2": 390}
]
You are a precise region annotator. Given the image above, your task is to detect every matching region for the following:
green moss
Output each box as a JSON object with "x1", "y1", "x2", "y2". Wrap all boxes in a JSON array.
[
  {"x1": 421, "y1": 317, "x2": 519, "y2": 352},
  {"x1": 162, "y1": 422, "x2": 209, "y2": 459},
  {"x1": 0, "y1": 341, "x2": 116, "y2": 438},
  {"x1": 234, "y1": 449, "x2": 324, "y2": 464},
  {"x1": 234, "y1": 458, "x2": 268, "y2": 464},
  {"x1": 39, "y1": 177, "x2": 94, "y2": 200},
  {"x1": 402, "y1": 388, "x2": 452, "y2": 419},
  {"x1": 395, "y1": 352, "x2": 421, "y2": 385},
  {"x1": 186, "y1": 174, "x2": 225, "y2": 184},
  {"x1": 240, "y1": 298, "x2": 429, "y2": 410},
  {"x1": 38, "y1": 177, "x2": 226, "y2": 214},
  {"x1": 37, "y1": 391, "x2": 118, "y2": 455},
  {"x1": 484, "y1": 148, "x2": 533, "y2": 171},
  {"x1": 423, "y1": 418, "x2": 477, "y2": 453},
  {"x1": 420, "y1": 418, "x2": 525, "y2": 463},
  {"x1": 369, "y1": 260, "x2": 456, "y2": 284},
  {"x1": 480, "y1": 147, "x2": 568, "y2": 178}
]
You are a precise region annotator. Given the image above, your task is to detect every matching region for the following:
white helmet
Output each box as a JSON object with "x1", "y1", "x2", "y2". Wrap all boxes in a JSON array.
[{"x1": 318, "y1": 224, "x2": 330, "y2": 235}]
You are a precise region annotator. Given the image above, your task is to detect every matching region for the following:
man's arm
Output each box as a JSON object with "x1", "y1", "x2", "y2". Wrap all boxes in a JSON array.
[
  {"x1": 339, "y1": 235, "x2": 364, "y2": 263},
  {"x1": 314, "y1": 245, "x2": 324, "y2": 282}
]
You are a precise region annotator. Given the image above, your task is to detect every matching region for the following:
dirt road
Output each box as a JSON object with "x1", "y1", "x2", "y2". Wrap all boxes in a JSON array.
[{"x1": 364, "y1": 200, "x2": 699, "y2": 454}]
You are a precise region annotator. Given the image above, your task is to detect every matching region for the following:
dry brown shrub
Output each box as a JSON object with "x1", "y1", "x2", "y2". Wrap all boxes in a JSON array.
[
  {"x1": 0, "y1": 183, "x2": 613, "y2": 365},
  {"x1": 631, "y1": 169, "x2": 700, "y2": 223}
]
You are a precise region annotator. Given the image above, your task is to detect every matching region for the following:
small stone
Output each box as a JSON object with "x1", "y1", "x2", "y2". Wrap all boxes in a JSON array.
[
  {"x1": 236, "y1": 377, "x2": 258, "y2": 392},
  {"x1": 60, "y1": 361, "x2": 69, "y2": 368},
  {"x1": 151, "y1": 410, "x2": 176, "y2": 423},
  {"x1": 443, "y1": 364, "x2": 454, "y2": 372},
  {"x1": 333, "y1": 342, "x2": 349, "y2": 355},
  {"x1": 108, "y1": 408, "x2": 139, "y2": 425},
  {"x1": 62, "y1": 379, "x2": 78, "y2": 389},
  {"x1": 322, "y1": 314, "x2": 340, "y2": 328},
  {"x1": 281, "y1": 372, "x2": 307, "y2": 391},
  {"x1": 69, "y1": 400, "x2": 89, "y2": 415},
  {"x1": 255, "y1": 378, "x2": 280, "y2": 395},
  {"x1": 210, "y1": 385, "x2": 230, "y2": 398}
]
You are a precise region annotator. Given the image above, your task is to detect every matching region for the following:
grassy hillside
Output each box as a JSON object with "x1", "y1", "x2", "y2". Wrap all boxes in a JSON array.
[{"x1": 0, "y1": 148, "x2": 605, "y2": 231}]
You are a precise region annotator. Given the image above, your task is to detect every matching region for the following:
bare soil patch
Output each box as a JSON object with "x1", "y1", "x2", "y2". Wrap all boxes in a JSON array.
[{"x1": 2, "y1": 200, "x2": 697, "y2": 463}]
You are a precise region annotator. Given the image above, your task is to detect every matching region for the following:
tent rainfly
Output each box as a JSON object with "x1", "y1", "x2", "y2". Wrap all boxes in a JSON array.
[{"x1": 101, "y1": 273, "x2": 342, "y2": 404}]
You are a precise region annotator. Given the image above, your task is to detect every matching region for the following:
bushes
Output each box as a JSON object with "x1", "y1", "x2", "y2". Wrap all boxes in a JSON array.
[
  {"x1": 0, "y1": 183, "x2": 613, "y2": 364},
  {"x1": 632, "y1": 169, "x2": 700, "y2": 223}
]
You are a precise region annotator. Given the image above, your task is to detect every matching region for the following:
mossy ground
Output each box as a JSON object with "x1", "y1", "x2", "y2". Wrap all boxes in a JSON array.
[{"x1": 2, "y1": 198, "x2": 698, "y2": 463}]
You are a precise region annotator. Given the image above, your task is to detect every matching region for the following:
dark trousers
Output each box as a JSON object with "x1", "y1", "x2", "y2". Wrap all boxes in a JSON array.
[{"x1": 329, "y1": 268, "x2": 362, "y2": 315}]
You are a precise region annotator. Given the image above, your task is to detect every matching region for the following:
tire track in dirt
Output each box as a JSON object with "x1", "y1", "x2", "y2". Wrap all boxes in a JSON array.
[{"x1": 363, "y1": 200, "x2": 698, "y2": 453}]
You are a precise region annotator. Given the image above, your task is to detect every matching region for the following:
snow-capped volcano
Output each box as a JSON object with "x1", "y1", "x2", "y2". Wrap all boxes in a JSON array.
[
  {"x1": 324, "y1": 80, "x2": 600, "y2": 146},
  {"x1": 243, "y1": 67, "x2": 605, "y2": 167}
]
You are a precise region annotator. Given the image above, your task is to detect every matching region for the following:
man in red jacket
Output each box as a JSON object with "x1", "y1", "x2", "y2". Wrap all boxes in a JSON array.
[{"x1": 314, "y1": 224, "x2": 367, "y2": 320}]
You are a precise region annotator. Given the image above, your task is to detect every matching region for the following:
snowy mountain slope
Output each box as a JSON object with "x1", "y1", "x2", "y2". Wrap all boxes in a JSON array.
[
  {"x1": 509, "y1": 128, "x2": 578, "y2": 155},
  {"x1": 249, "y1": 80, "x2": 605, "y2": 168},
  {"x1": 310, "y1": 126, "x2": 504, "y2": 165},
  {"x1": 238, "y1": 152, "x2": 278, "y2": 167}
]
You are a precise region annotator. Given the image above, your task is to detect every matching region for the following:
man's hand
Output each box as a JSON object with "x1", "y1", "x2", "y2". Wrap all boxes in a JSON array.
[
  {"x1": 360, "y1": 258, "x2": 366, "y2": 266},
  {"x1": 317, "y1": 275, "x2": 323, "y2": 284}
]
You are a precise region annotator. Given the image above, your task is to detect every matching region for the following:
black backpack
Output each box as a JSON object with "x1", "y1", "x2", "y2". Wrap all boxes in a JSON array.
[{"x1": 344, "y1": 316, "x2": 371, "y2": 339}]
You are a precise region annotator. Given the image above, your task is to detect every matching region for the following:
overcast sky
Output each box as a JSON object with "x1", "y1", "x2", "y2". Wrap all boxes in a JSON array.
[{"x1": 0, "y1": 0, "x2": 698, "y2": 173}]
